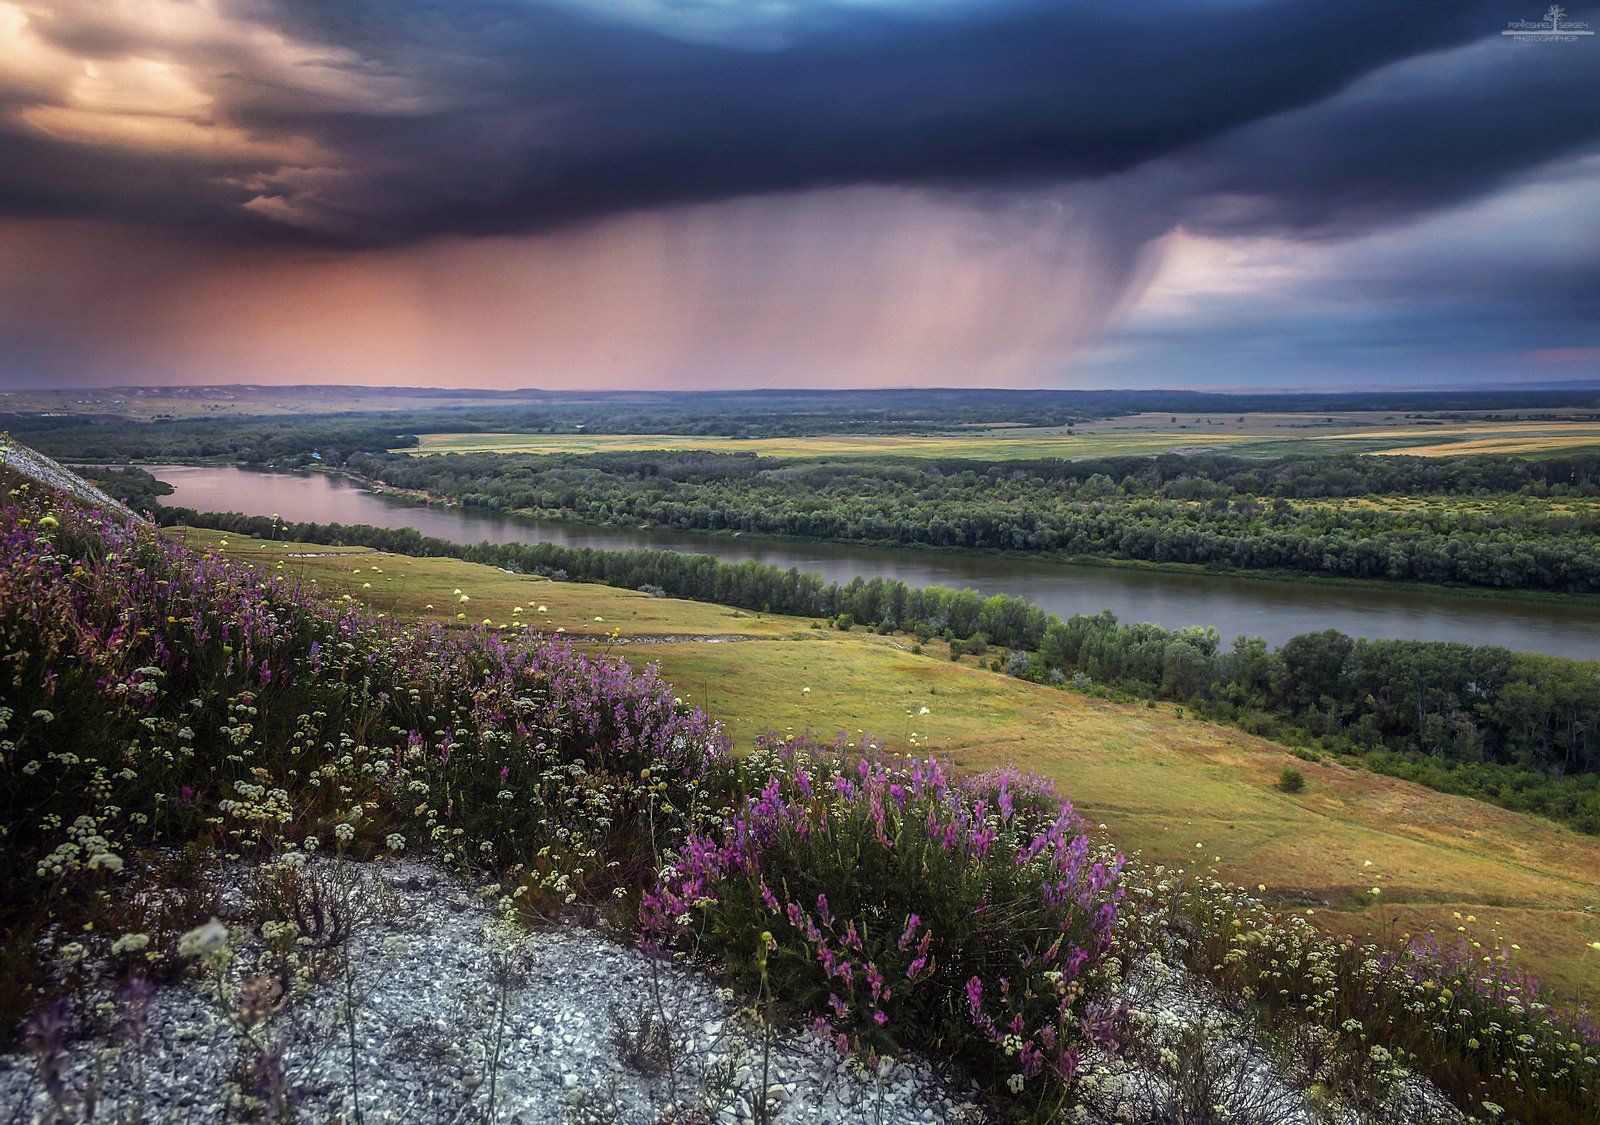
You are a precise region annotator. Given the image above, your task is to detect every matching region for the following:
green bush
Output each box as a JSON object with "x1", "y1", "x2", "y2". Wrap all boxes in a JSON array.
[{"x1": 1278, "y1": 765, "x2": 1306, "y2": 793}]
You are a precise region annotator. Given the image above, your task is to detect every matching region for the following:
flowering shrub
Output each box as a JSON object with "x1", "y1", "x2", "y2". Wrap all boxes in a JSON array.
[
  {"x1": 643, "y1": 733, "x2": 1124, "y2": 1114},
  {"x1": 0, "y1": 482, "x2": 729, "y2": 1025},
  {"x1": 1132, "y1": 867, "x2": 1599, "y2": 1124}
]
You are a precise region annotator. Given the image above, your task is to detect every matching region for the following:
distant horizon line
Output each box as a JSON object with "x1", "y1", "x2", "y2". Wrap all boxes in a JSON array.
[{"x1": 4, "y1": 380, "x2": 1600, "y2": 398}]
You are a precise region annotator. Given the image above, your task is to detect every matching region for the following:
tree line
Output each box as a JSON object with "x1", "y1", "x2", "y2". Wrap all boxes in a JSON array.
[
  {"x1": 345, "y1": 450, "x2": 1600, "y2": 592},
  {"x1": 15, "y1": 388, "x2": 1599, "y2": 461},
  {"x1": 162, "y1": 507, "x2": 1600, "y2": 833}
]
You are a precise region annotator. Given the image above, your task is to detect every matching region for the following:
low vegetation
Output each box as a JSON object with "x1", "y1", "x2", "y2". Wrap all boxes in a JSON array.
[
  {"x1": 0, "y1": 473, "x2": 726, "y2": 1032},
  {"x1": 5, "y1": 479, "x2": 1597, "y2": 1120},
  {"x1": 169, "y1": 508, "x2": 1600, "y2": 834},
  {"x1": 1126, "y1": 867, "x2": 1600, "y2": 1124},
  {"x1": 170, "y1": 527, "x2": 1600, "y2": 998}
]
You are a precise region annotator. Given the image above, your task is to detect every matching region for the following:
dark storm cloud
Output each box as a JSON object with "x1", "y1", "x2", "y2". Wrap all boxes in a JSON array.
[
  {"x1": 1079, "y1": 148, "x2": 1600, "y2": 387},
  {"x1": 1176, "y1": 30, "x2": 1600, "y2": 238},
  {"x1": 5, "y1": 0, "x2": 1594, "y2": 245},
  {"x1": 0, "y1": 128, "x2": 281, "y2": 234}
]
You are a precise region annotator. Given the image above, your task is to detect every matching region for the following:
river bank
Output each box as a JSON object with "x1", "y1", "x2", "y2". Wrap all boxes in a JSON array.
[{"x1": 143, "y1": 463, "x2": 1600, "y2": 659}]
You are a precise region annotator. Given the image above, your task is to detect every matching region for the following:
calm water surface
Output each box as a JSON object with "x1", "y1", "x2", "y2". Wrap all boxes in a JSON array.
[{"x1": 152, "y1": 465, "x2": 1600, "y2": 661}]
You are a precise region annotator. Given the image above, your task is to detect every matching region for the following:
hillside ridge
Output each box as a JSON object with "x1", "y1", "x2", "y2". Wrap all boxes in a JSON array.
[{"x1": 0, "y1": 434, "x2": 142, "y2": 523}]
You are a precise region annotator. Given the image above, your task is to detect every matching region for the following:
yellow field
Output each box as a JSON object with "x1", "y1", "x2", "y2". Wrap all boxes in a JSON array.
[
  {"x1": 404, "y1": 413, "x2": 1600, "y2": 460},
  {"x1": 1290, "y1": 495, "x2": 1600, "y2": 524},
  {"x1": 402, "y1": 429, "x2": 1264, "y2": 460},
  {"x1": 1372, "y1": 428, "x2": 1600, "y2": 457},
  {"x1": 189, "y1": 529, "x2": 1600, "y2": 995}
]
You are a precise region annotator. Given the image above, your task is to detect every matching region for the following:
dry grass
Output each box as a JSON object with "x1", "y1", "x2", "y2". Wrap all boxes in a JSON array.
[
  {"x1": 163, "y1": 530, "x2": 796, "y2": 642},
  {"x1": 184, "y1": 528, "x2": 1600, "y2": 996},
  {"x1": 1284, "y1": 494, "x2": 1600, "y2": 517},
  {"x1": 1374, "y1": 430, "x2": 1600, "y2": 457}
]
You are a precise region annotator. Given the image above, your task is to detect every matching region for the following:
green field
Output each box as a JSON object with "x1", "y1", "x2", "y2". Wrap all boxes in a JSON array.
[
  {"x1": 189, "y1": 528, "x2": 1600, "y2": 996},
  {"x1": 404, "y1": 412, "x2": 1600, "y2": 460}
]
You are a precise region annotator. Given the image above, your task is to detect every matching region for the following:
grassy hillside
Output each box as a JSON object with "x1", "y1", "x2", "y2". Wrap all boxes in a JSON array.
[
  {"x1": 0, "y1": 489, "x2": 730, "y2": 1028},
  {"x1": 185, "y1": 529, "x2": 1600, "y2": 997},
  {"x1": 0, "y1": 488, "x2": 1131, "y2": 1118}
]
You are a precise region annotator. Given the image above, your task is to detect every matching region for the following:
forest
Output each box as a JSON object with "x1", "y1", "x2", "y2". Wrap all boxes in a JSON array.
[
  {"x1": 12, "y1": 386, "x2": 1600, "y2": 459},
  {"x1": 344, "y1": 450, "x2": 1600, "y2": 593},
  {"x1": 164, "y1": 507, "x2": 1600, "y2": 833}
]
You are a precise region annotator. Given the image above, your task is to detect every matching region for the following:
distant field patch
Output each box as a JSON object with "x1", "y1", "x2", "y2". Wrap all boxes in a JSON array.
[
  {"x1": 403, "y1": 429, "x2": 1264, "y2": 459},
  {"x1": 1366, "y1": 425, "x2": 1600, "y2": 457},
  {"x1": 404, "y1": 414, "x2": 1600, "y2": 460}
]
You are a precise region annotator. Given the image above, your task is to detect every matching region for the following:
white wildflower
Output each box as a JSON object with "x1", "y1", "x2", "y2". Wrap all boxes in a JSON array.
[
  {"x1": 178, "y1": 919, "x2": 229, "y2": 959},
  {"x1": 111, "y1": 933, "x2": 150, "y2": 955}
]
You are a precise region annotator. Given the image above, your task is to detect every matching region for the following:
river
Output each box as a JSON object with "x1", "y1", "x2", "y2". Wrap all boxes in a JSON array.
[{"x1": 150, "y1": 465, "x2": 1600, "y2": 661}]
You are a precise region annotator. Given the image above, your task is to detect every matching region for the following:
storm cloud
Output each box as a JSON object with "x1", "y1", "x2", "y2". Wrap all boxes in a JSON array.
[
  {"x1": 5, "y1": 0, "x2": 1590, "y2": 243},
  {"x1": 0, "y1": 0, "x2": 1597, "y2": 388}
]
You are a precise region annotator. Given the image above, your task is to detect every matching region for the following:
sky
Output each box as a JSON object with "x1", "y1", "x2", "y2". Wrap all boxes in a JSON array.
[{"x1": 0, "y1": 0, "x2": 1597, "y2": 391}]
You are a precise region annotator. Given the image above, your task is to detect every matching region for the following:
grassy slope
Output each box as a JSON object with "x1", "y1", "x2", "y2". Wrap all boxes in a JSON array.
[{"x1": 182, "y1": 528, "x2": 1600, "y2": 995}]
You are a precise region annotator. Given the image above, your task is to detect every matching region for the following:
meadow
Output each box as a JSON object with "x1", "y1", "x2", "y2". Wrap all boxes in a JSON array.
[
  {"x1": 189, "y1": 529, "x2": 1600, "y2": 997},
  {"x1": 403, "y1": 413, "x2": 1600, "y2": 460},
  {"x1": 5, "y1": 472, "x2": 1595, "y2": 1121}
]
